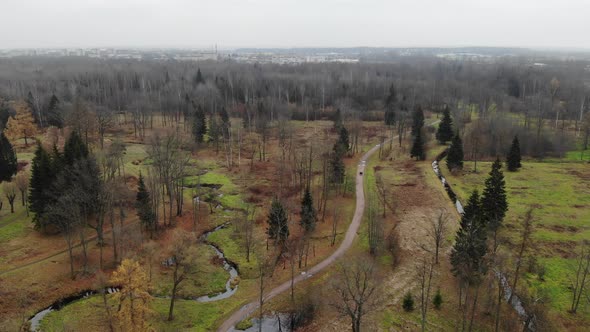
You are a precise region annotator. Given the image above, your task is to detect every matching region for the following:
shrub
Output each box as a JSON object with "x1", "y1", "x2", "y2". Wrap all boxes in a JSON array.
[
  {"x1": 402, "y1": 292, "x2": 414, "y2": 312},
  {"x1": 433, "y1": 289, "x2": 443, "y2": 309},
  {"x1": 235, "y1": 319, "x2": 253, "y2": 330}
]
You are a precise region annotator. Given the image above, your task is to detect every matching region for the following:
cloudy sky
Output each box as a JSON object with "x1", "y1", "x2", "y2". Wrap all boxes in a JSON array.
[{"x1": 1, "y1": 0, "x2": 589, "y2": 49}]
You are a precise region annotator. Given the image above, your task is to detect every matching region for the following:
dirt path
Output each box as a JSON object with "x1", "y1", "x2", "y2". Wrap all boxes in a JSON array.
[
  {"x1": 0, "y1": 218, "x2": 140, "y2": 276},
  {"x1": 217, "y1": 141, "x2": 383, "y2": 331}
]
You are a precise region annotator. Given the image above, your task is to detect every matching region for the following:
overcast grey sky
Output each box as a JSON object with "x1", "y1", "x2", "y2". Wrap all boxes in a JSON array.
[{"x1": 1, "y1": 0, "x2": 589, "y2": 49}]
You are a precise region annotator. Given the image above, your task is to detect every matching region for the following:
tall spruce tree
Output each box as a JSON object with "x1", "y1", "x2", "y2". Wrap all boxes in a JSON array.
[
  {"x1": 384, "y1": 106, "x2": 396, "y2": 127},
  {"x1": 410, "y1": 130, "x2": 426, "y2": 161},
  {"x1": 46, "y1": 94, "x2": 64, "y2": 128},
  {"x1": 136, "y1": 173, "x2": 155, "y2": 236},
  {"x1": 29, "y1": 144, "x2": 54, "y2": 229},
  {"x1": 436, "y1": 106, "x2": 453, "y2": 143},
  {"x1": 300, "y1": 187, "x2": 317, "y2": 232},
  {"x1": 0, "y1": 132, "x2": 17, "y2": 182},
  {"x1": 267, "y1": 197, "x2": 289, "y2": 245},
  {"x1": 63, "y1": 130, "x2": 89, "y2": 166},
  {"x1": 411, "y1": 105, "x2": 425, "y2": 138},
  {"x1": 506, "y1": 136, "x2": 522, "y2": 171},
  {"x1": 329, "y1": 151, "x2": 346, "y2": 184},
  {"x1": 334, "y1": 126, "x2": 350, "y2": 157},
  {"x1": 481, "y1": 158, "x2": 508, "y2": 249},
  {"x1": 450, "y1": 190, "x2": 488, "y2": 285},
  {"x1": 334, "y1": 108, "x2": 343, "y2": 130},
  {"x1": 446, "y1": 133, "x2": 464, "y2": 171},
  {"x1": 192, "y1": 105, "x2": 207, "y2": 143}
]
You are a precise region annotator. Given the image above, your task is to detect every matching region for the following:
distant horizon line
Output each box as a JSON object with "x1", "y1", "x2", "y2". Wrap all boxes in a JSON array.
[{"x1": 2, "y1": 45, "x2": 590, "y2": 52}]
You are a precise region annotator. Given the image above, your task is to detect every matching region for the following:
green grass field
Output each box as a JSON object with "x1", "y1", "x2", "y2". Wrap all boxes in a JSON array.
[{"x1": 448, "y1": 157, "x2": 590, "y2": 322}]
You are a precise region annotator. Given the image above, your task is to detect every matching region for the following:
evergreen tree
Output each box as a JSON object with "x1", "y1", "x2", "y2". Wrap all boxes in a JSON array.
[
  {"x1": 329, "y1": 151, "x2": 346, "y2": 184},
  {"x1": 481, "y1": 158, "x2": 508, "y2": 247},
  {"x1": 334, "y1": 126, "x2": 350, "y2": 157},
  {"x1": 333, "y1": 108, "x2": 343, "y2": 130},
  {"x1": 385, "y1": 83, "x2": 397, "y2": 106},
  {"x1": 29, "y1": 144, "x2": 54, "y2": 229},
  {"x1": 267, "y1": 197, "x2": 289, "y2": 244},
  {"x1": 436, "y1": 106, "x2": 453, "y2": 143},
  {"x1": 63, "y1": 130, "x2": 89, "y2": 166},
  {"x1": 402, "y1": 292, "x2": 415, "y2": 312},
  {"x1": 300, "y1": 187, "x2": 317, "y2": 232},
  {"x1": 0, "y1": 132, "x2": 17, "y2": 182},
  {"x1": 194, "y1": 68, "x2": 205, "y2": 86},
  {"x1": 0, "y1": 101, "x2": 10, "y2": 131},
  {"x1": 192, "y1": 105, "x2": 207, "y2": 143},
  {"x1": 411, "y1": 105, "x2": 424, "y2": 137},
  {"x1": 446, "y1": 133, "x2": 464, "y2": 171},
  {"x1": 46, "y1": 94, "x2": 64, "y2": 128},
  {"x1": 220, "y1": 107, "x2": 230, "y2": 126},
  {"x1": 136, "y1": 173, "x2": 155, "y2": 235},
  {"x1": 433, "y1": 289, "x2": 443, "y2": 309},
  {"x1": 450, "y1": 190, "x2": 488, "y2": 285},
  {"x1": 410, "y1": 130, "x2": 425, "y2": 161},
  {"x1": 506, "y1": 135, "x2": 522, "y2": 171},
  {"x1": 384, "y1": 106, "x2": 396, "y2": 127},
  {"x1": 208, "y1": 113, "x2": 220, "y2": 146}
]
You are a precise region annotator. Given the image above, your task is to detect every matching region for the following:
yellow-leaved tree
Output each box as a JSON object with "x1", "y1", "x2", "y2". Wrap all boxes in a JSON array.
[
  {"x1": 110, "y1": 259, "x2": 153, "y2": 332},
  {"x1": 5, "y1": 101, "x2": 39, "y2": 146}
]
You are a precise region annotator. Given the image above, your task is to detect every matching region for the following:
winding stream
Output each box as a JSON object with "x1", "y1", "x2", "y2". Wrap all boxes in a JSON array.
[
  {"x1": 432, "y1": 150, "x2": 535, "y2": 331},
  {"x1": 28, "y1": 223, "x2": 238, "y2": 331}
]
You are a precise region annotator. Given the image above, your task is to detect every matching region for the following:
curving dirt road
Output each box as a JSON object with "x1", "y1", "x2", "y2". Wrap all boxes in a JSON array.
[{"x1": 217, "y1": 141, "x2": 384, "y2": 332}]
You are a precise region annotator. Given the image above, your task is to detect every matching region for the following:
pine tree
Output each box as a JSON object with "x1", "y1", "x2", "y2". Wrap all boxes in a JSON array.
[
  {"x1": 481, "y1": 158, "x2": 508, "y2": 248},
  {"x1": 63, "y1": 130, "x2": 89, "y2": 166},
  {"x1": 136, "y1": 173, "x2": 155, "y2": 235},
  {"x1": 436, "y1": 106, "x2": 453, "y2": 143},
  {"x1": 385, "y1": 83, "x2": 397, "y2": 106},
  {"x1": 411, "y1": 105, "x2": 424, "y2": 137},
  {"x1": 450, "y1": 190, "x2": 488, "y2": 285},
  {"x1": 334, "y1": 126, "x2": 350, "y2": 157},
  {"x1": 334, "y1": 108, "x2": 343, "y2": 130},
  {"x1": 506, "y1": 135, "x2": 522, "y2": 171},
  {"x1": 433, "y1": 289, "x2": 443, "y2": 309},
  {"x1": 329, "y1": 151, "x2": 346, "y2": 184},
  {"x1": 0, "y1": 101, "x2": 10, "y2": 131},
  {"x1": 446, "y1": 133, "x2": 464, "y2": 171},
  {"x1": 0, "y1": 132, "x2": 17, "y2": 182},
  {"x1": 384, "y1": 106, "x2": 396, "y2": 127},
  {"x1": 267, "y1": 197, "x2": 289, "y2": 245},
  {"x1": 410, "y1": 130, "x2": 425, "y2": 161},
  {"x1": 192, "y1": 105, "x2": 207, "y2": 143},
  {"x1": 29, "y1": 144, "x2": 54, "y2": 229},
  {"x1": 300, "y1": 187, "x2": 317, "y2": 232},
  {"x1": 194, "y1": 68, "x2": 205, "y2": 85},
  {"x1": 46, "y1": 94, "x2": 64, "y2": 128}
]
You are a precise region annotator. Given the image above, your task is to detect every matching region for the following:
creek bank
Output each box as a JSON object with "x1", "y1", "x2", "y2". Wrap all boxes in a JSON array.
[{"x1": 431, "y1": 149, "x2": 535, "y2": 331}]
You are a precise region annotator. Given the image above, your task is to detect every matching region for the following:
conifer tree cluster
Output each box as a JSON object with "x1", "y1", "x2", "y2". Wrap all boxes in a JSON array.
[
  {"x1": 446, "y1": 133, "x2": 464, "y2": 171},
  {"x1": 29, "y1": 131, "x2": 99, "y2": 231},
  {"x1": 436, "y1": 106, "x2": 453, "y2": 144},
  {"x1": 410, "y1": 105, "x2": 426, "y2": 160},
  {"x1": 267, "y1": 196, "x2": 289, "y2": 245},
  {"x1": 300, "y1": 187, "x2": 317, "y2": 232},
  {"x1": 506, "y1": 135, "x2": 522, "y2": 171},
  {"x1": 0, "y1": 131, "x2": 17, "y2": 182}
]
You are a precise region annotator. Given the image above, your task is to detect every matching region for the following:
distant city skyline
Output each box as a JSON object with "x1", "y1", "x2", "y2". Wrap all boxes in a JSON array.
[{"x1": 2, "y1": 0, "x2": 590, "y2": 49}]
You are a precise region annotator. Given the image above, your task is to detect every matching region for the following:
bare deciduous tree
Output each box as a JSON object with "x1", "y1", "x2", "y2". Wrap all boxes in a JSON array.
[{"x1": 331, "y1": 258, "x2": 379, "y2": 332}]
